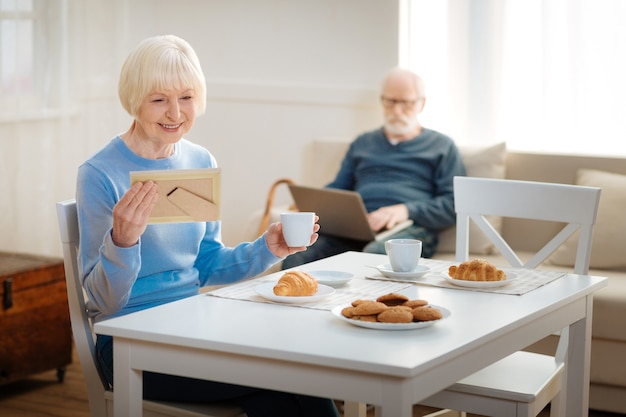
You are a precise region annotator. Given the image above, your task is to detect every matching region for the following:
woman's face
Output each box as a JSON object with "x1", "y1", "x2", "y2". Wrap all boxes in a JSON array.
[{"x1": 134, "y1": 87, "x2": 197, "y2": 146}]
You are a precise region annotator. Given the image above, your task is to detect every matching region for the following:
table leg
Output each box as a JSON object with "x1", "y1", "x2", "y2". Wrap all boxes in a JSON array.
[
  {"x1": 343, "y1": 401, "x2": 367, "y2": 417},
  {"x1": 379, "y1": 381, "x2": 413, "y2": 417},
  {"x1": 563, "y1": 295, "x2": 593, "y2": 417},
  {"x1": 113, "y1": 337, "x2": 143, "y2": 416}
]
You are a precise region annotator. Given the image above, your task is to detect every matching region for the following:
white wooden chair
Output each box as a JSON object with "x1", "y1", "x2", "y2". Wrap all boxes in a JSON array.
[
  {"x1": 56, "y1": 199, "x2": 246, "y2": 417},
  {"x1": 420, "y1": 176, "x2": 601, "y2": 417}
]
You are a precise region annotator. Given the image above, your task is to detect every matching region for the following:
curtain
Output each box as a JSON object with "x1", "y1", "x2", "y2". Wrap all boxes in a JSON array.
[
  {"x1": 0, "y1": 0, "x2": 76, "y2": 256},
  {"x1": 404, "y1": 0, "x2": 626, "y2": 156}
]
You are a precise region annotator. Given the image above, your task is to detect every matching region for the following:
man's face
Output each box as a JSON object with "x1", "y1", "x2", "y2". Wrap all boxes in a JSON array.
[{"x1": 381, "y1": 76, "x2": 424, "y2": 139}]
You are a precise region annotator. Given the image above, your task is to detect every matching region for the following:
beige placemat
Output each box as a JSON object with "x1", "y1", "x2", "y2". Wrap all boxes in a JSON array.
[
  {"x1": 207, "y1": 276, "x2": 413, "y2": 311},
  {"x1": 366, "y1": 259, "x2": 567, "y2": 295}
]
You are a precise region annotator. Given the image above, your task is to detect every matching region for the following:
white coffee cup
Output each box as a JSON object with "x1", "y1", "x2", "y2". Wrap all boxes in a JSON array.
[
  {"x1": 384, "y1": 239, "x2": 422, "y2": 272},
  {"x1": 280, "y1": 212, "x2": 315, "y2": 247}
]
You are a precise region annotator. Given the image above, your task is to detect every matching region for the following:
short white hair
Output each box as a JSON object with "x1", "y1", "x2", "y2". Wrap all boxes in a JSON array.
[
  {"x1": 118, "y1": 35, "x2": 207, "y2": 117},
  {"x1": 382, "y1": 67, "x2": 426, "y2": 99}
]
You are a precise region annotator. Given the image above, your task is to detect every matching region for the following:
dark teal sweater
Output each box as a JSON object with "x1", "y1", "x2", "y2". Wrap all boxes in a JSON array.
[{"x1": 327, "y1": 127, "x2": 466, "y2": 230}]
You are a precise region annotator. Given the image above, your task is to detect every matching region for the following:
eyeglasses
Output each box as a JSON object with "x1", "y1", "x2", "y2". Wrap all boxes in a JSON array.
[{"x1": 380, "y1": 96, "x2": 420, "y2": 110}]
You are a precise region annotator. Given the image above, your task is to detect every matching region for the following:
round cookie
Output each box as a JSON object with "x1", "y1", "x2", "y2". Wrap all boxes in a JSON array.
[
  {"x1": 341, "y1": 306, "x2": 357, "y2": 318},
  {"x1": 376, "y1": 292, "x2": 410, "y2": 306},
  {"x1": 352, "y1": 314, "x2": 378, "y2": 322},
  {"x1": 402, "y1": 299, "x2": 429, "y2": 308},
  {"x1": 351, "y1": 301, "x2": 388, "y2": 316},
  {"x1": 412, "y1": 306, "x2": 443, "y2": 322},
  {"x1": 377, "y1": 306, "x2": 414, "y2": 323}
]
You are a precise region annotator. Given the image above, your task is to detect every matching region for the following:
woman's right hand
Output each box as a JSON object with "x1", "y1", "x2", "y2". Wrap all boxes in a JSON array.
[{"x1": 111, "y1": 181, "x2": 159, "y2": 248}]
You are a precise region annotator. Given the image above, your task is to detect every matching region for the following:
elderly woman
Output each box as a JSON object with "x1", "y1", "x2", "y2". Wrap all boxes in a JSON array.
[{"x1": 76, "y1": 35, "x2": 337, "y2": 417}]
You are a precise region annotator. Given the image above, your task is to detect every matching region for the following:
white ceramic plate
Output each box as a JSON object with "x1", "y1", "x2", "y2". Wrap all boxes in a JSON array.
[
  {"x1": 255, "y1": 282, "x2": 335, "y2": 304},
  {"x1": 307, "y1": 270, "x2": 353, "y2": 287},
  {"x1": 376, "y1": 263, "x2": 431, "y2": 279},
  {"x1": 440, "y1": 271, "x2": 518, "y2": 288},
  {"x1": 331, "y1": 304, "x2": 450, "y2": 330}
]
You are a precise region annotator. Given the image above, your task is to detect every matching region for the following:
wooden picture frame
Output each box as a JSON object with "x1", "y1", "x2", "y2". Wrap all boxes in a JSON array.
[{"x1": 130, "y1": 168, "x2": 221, "y2": 223}]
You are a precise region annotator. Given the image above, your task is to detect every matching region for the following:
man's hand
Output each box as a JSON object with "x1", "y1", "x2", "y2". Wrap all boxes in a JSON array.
[{"x1": 367, "y1": 204, "x2": 409, "y2": 232}]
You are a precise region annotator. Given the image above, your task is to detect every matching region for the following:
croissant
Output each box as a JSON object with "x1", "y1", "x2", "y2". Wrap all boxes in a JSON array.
[
  {"x1": 273, "y1": 271, "x2": 318, "y2": 296},
  {"x1": 448, "y1": 259, "x2": 506, "y2": 281}
]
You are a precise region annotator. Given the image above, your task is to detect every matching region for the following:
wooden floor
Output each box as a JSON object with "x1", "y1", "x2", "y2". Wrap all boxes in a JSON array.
[{"x1": 0, "y1": 343, "x2": 623, "y2": 417}]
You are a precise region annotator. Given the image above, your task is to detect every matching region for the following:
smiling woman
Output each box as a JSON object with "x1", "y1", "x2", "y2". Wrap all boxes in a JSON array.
[
  {"x1": 74, "y1": 34, "x2": 336, "y2": 417},
  {"x1": 401, "y1": 0, "x2": 626, "y2": 156}
]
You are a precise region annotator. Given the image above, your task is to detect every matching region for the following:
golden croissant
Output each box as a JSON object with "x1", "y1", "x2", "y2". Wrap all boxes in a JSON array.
[
  {"x1": 448, "y1": 259, "x2": 506, "y2": 281},
  {"x1": 273, "y1": 271, "x2": 318, "y2": 296}
]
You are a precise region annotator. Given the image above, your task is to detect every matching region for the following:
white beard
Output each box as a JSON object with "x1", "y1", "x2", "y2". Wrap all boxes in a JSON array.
[{"x1": 384, "y1": 114, "x2": 420, "y2": 138}]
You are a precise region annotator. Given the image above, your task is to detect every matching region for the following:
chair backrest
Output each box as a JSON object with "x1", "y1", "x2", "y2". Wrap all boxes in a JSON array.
[
  {"x1": 453, "y1": 176, "x2": 601, "y2": 275},
  {"x1": 57, "y1": 199, "x2": 109, "y2": 417},
  {"x1": 454, "y1": 177, "x2": 601, "y2": 365}
]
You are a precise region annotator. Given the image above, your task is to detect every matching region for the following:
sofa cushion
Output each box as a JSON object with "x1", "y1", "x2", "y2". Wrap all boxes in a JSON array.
[
  {"x1": 591, "y1": 269, "x2": 626, "y2": 343},
  {"x1": 437, "y1": 142, "x2": 506, "y2": 255},
  {"x1": 549, "y1": 169, "x2": 626, "y2": 270}
]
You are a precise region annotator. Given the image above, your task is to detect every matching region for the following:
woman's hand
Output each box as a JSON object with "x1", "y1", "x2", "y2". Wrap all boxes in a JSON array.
[
  {"x1": 111, "y1": 181, "x2": 159, "y2": 248},
  {"x1": 264, "y1": 216, "x2": 320, "y2": 258}
]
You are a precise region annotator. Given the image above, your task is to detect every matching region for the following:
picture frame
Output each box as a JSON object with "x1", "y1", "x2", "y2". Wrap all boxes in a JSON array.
[{"x1": 130, "y1": 168, "x2": 221, "y2": 223}]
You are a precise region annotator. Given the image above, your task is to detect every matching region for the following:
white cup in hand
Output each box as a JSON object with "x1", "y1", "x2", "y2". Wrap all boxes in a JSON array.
[
  {"x1": 280, "y1": 212, "x2": 315, "y2": 247},
  {"x1": 384, "y1": 239, "x2": 422, "y2": 272}
]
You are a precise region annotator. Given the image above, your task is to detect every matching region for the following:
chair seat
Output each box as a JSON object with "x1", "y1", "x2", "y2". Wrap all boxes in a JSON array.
[{"x1": 451, "y1": 351, "x2": 563, "y2": 402}]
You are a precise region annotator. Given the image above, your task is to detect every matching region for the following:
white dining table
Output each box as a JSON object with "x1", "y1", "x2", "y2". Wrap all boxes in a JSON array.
[{"x1": 94, "y1": 251, "x2": 607, "y2": 417}]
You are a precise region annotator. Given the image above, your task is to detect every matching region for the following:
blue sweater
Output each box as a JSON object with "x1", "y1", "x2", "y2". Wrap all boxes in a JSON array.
[
  {"x1": 327, "y1": 128, "x2": 466, "y2": 230},
  {"x1": 76, "y1": 136, "x2": 281, "y2": 322}
]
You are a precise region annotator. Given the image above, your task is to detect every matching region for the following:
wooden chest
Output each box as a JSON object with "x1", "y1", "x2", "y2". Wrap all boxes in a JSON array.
[{"x1": 0, "y1": 252, "x2": 72, "y2": 385}]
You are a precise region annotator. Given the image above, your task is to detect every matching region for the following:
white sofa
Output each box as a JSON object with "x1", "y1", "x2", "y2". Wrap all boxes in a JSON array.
[{"x1": 264, "y1": 139, "x2": 626, "y2": 414}]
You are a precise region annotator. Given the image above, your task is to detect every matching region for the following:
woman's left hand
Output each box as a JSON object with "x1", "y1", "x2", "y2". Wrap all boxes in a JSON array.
[{"x1": 264, "y1": 217, "x2": 320, "y2": 258}]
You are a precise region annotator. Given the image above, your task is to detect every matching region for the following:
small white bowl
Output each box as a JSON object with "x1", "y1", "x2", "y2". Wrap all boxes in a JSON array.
[{"x1": 307, "y1": 270, "x2": 354, "y2": 287}]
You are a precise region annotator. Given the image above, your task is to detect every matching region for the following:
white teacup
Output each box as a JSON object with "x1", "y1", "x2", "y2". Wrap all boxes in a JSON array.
[
  {"x1": 280, "y1": 212, "x2": 315, "y2": 247},
  {"x1": 384, "y1": 239, "x2": 422, "y2": 272}
]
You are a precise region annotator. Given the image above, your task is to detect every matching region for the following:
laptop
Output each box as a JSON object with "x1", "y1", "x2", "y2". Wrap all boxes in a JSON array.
[{"x1": 287, "y1": 184, "x2": 413, "y2": 242}]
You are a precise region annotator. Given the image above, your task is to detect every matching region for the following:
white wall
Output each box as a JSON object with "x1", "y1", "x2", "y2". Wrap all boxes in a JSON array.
[{"x1": 0, "y1": 0, "x2": 400, "y2": 256}]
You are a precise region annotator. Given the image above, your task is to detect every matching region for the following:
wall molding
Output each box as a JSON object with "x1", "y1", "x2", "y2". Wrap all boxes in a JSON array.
[{"x1": 206, "y1": 79, "x2": 380, "y2": 108}]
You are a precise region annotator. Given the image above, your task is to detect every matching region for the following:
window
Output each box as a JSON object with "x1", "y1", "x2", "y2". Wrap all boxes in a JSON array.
[
  {"x1": 401, "y1": 0, "x2": 626, "y2": 156},
  {"x1": 0, "y1": 0, "x2": 34, "y2": 96},
  {"x1": 0, "y1": 0, "x2": 69, "y2": 119}
]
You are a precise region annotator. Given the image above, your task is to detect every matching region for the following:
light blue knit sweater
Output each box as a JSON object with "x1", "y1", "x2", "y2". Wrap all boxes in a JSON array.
[{"x1": 76, "y1": 136, "x2": 280, "y2": 322}]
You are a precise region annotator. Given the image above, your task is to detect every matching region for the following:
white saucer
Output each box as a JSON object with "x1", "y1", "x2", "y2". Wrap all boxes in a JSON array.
[
  {"x1": 255, "y1": 282, "x2": 335, "y2": 304},
  {"x1": 307, "y1": 270, "x2": 353, "y2": 287},
  {"x1": 376, "y1": 264, "x2": 430, "y2": 279},
  {"x1": 440, "y1": 271, "x2": 518, "y2": 288}
]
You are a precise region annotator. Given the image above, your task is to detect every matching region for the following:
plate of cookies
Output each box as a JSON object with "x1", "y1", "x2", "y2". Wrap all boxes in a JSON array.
[
  {"x1": 441, "y1": 259, "x2": 518, "y2": 288},
  {"x1": 331, "y1": 292, "x2": 450, "y2": 330}
]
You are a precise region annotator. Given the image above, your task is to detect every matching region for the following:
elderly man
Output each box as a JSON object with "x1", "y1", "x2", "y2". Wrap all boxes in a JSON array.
[{"x1": 282, "y1": 67, "x2": 466, "y2": 269}]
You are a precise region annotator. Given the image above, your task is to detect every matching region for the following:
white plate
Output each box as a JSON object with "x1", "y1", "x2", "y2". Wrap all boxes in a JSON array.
[
  {"x1": 255, "y1": 282, "x2": 335, "y2": 304},
  {"x1": 376, "y1": 263, "x2": 431, "y2": 279},
  {"x1": 440, "y1": 271, "x2": 518, "y2": 288},
  {"x1": 331, "y1": 304, "x2": 450, "y2": 330},
  {"x1": 307, "y1": 270, "x2": 353, "y2": 287}
]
